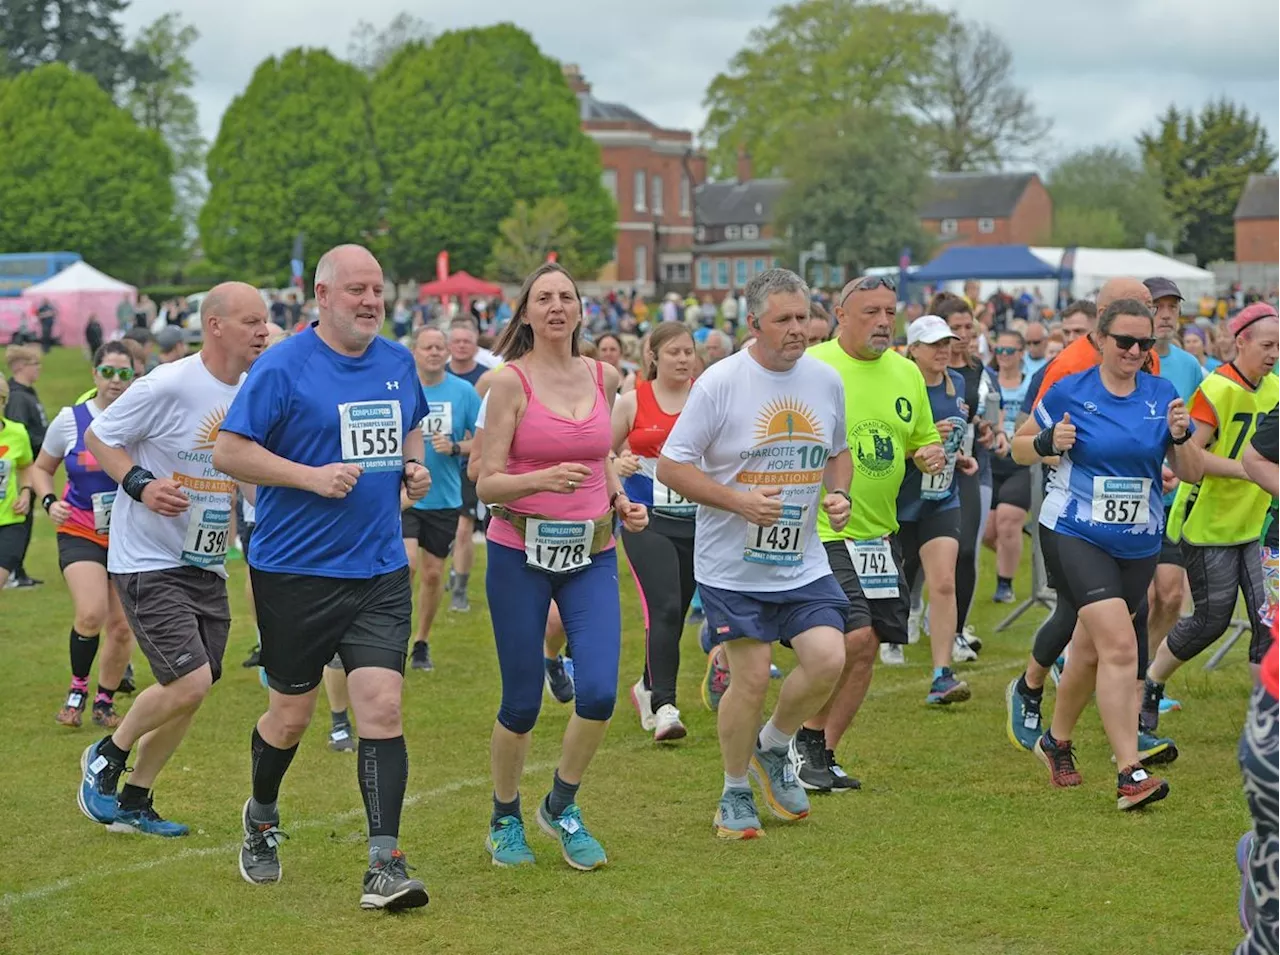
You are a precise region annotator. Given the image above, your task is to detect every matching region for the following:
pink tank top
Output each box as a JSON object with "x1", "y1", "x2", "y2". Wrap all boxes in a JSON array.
[{"x1": 487, "y1": 358, "x2": 614, "y2": 552}]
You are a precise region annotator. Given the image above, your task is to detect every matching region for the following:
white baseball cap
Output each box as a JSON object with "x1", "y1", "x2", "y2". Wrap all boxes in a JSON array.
[{"x1": 907, "y1": 315, "x2": 959, "y2": 346}]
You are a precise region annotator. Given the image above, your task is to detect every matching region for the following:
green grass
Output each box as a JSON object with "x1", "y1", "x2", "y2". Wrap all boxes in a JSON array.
[{"x1": 0, "y1": 347, "x2": 1257, "y2": 954}]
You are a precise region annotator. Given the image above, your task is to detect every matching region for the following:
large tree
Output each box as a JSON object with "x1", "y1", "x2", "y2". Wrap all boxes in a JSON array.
[
  {"x1": 488, "y1": 199, "x2": 582, "y2": 282},
  {"x1": 1139, "y1": 100, "x2": 1277, "y2": 264},
  {"x1": 372, "y1": 24, "x2": 614, "y2": 279},
  {"x1": 0, "y1": 63, "x2": 177, "y2": 277},
  {"x1": 701, "y1": 0, "x2": 947, "y2": 179},
  {"x1": 200, "y1": 48, "x2": 384, "y2": 282},
  {"x1": 0, "y1": 0, "x2": 141, "y2": 93},
  {"x1": 348, "y1": 11, "x2": 432, "y2": 77},
  {"x1": 909, "y1": 18, "x2": 1050, "y2": 171},
  {"x1": 774, "y1": 110, "x2": 934, "y2": 277},
  {"x1": 1047, "y1": 146, "x2": 1176, "y2": 248}
]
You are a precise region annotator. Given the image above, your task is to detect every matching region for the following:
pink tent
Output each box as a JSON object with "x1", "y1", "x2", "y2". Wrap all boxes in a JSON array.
[{"x1": 19, "y1": 261, "x2": 136, "y2": 346}]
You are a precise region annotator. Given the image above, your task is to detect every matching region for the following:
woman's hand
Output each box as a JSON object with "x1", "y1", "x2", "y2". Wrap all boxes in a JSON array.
[
  {"x1": 957, "y1": 455, "x2": 978, "y2": 476},
  {"x1": 539, "y1": 462, "x2": 593, "y2": 494},
  {"x1": 614, "y1": 450, "x2": 641, "y2": 478},
  {"x1": 616, "y1": 495, "x2": 648, "y2": 532},
  {"x1": 48, "y1": 500, "x2": 72, "y2": 524}
]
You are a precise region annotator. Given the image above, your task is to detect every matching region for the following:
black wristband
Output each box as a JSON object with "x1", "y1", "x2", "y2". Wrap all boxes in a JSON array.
[
  {"x1": 1171, "y1": 429, "x2": 1193, "y2": 446},
  {"x1": 829, "y1": 488, "x2": 852, "y2": 503},
  {"x1": 402, "y1": 458, "x2": 423, "y2": 483},
  {"x1": 41, "y1": 493, "x2": 57, "y2": 514},
  {"x1": 122, "y1": 466, "x2": 157, "y2": 502},
  {"x1": 1032, "y1": 426, "x2": 1058, "y2": 458}
]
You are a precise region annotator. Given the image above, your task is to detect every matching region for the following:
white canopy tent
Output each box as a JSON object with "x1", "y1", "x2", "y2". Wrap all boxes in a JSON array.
[{"x1": 1030, "y1": 247, "x2": 1217, "y2": 305}]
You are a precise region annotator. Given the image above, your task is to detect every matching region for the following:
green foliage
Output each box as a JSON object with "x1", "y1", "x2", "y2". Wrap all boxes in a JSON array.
[
  {"x1": 775, "y1": 111, "x2": 934, "y2": 276},
  {"x1": 701, "y1": 0, "x2": 947, "y2": 178},
  {"x1": 1047, "y1": 146, "x2": 1176, "y2": 248},
  {"x1": 1139, "y1": 100, "x2": 1277, "y2": 264},
  {"x1": 0, "y1": 0, "x2": 140, "y2": 92},
  {"x1": 488, "y1": 198, "x2": 584, "y2": 283},
  {"x1": 348, "y1": 12, "x2": 432, "y2": 77},
  {"x1": 0, "y1": 63, "x2": 178, "y2": 279},
  {"x1": 199, "y1": 48, "x2": 384, "y2": 284},
  {"x1": 1050, "y1": 205, "x2": 1126, "y2": 248},
  {"x1": 371, "y1": 23, "x2": 614, "y2": 279}
]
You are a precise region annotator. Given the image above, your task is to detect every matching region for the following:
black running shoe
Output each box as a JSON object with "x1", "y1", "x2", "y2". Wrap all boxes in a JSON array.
[
  {"x1": 241, "y1": 645, "x2": 261, "y2": 669},
  {"x1": 825, "y1": 750, "x2": 861, "y2": 791},
  {"x1": 410, "y1": 641, "x2": 433, "y2": 672},
  {"x1": 787, "y1": 728, "x2": 835, "y2": 792},
  {"x1": 118, "y1": 663, "x2": 136, "y2": 695}
]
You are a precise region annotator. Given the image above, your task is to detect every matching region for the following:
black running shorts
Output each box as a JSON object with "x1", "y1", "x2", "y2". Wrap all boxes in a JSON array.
[
  {"x1": 113, "y1": 566, "x2": 231, "y2": 685},
  {"x1": 401, "y1": 507, "x2": 458, "y2": 560},
  {"x1": 0, "y1": 522, "x2": 25, "y2": 572},
  {"x1": 823, "y1": 537, "x2": 910, "y2": 645},
  {"x1": 57, "y1": 532, "x2": 107, "y2": 570}
]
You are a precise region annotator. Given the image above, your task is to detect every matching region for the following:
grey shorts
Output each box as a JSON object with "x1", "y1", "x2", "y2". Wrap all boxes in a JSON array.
[{"x1": 112, "y1": 566, "x2": 231, "y2": 685}]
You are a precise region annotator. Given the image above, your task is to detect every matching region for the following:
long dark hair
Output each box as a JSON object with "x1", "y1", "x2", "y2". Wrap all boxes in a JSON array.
[
  {"x1": 93, "y1": 341, "x2": 132, "y2": 366},
  {"x1": 493, "y1": 263, "x2": 583, "y2": 362}
]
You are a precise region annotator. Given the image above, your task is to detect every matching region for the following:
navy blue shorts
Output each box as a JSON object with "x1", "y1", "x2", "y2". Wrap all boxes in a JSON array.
[{"x1": 700, "y1": 575, "x2": 849, "y2": 647}]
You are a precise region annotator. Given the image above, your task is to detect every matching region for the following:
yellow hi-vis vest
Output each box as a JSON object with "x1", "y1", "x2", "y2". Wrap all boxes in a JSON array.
[{"x1": 1167, "y1": 368, "x2": 1278, "y2": 546}]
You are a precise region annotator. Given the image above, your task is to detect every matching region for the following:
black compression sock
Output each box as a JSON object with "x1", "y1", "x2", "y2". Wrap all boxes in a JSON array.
[
  {"x1": 359, "y1": 736, "x2": 408, "y2": 839},
  {"x1": 1016, "y1": 674, "x2": 1043, "y2": 699},
  {"x1": 69, "y1": 628, "x2": 100, "y2": 681},
  {"x1": 119, "y1": 783, "x2": 150, "y2": 811},
  {"x1": 250, "y1": 725, "x2": 298, "y2": 811},
  {"x1": 100, "y1": 735, "x2": 130, "y2": 764}
]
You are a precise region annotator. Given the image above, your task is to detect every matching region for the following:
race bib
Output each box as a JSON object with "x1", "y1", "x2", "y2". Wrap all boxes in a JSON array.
[
  {"x1": 421, "y1": 402, "x2": 453, "y2": 440},
  {"x1": 652, "y1": 476, "x2": 696, "y2": 518},
  {"x1": 340, "y1": 401, "x2": 403, "y2": 472},
  {"x1": 1091, "y1": 477, "x2": 1150, "y2": 525},
  {"x1": 525, "y1": 518, "x2": 593, "y2": 574},
  {"x1": 921, "y1": 459, "x2": 956, "y2": 500},
  {"x1": 846, "y1": 538, "x2": 899, "y2": 599},
  {"x1": 744, "y1": 504, "x2": 807, "y2": 566},
  {"x1": 181, "y1": 505, "x2": 231, "y2": 567},
  {"x1": 91, "y1": 490, "x2": 116, "y2": 536},
  {"x1": 0, "y1": 460, "x2": 9, "y2": 499}
]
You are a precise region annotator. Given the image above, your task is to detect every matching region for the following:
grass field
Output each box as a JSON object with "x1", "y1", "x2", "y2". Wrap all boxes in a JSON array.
[{"x1": 0, "y1": 346, "x2": 1258, "y2": 954}]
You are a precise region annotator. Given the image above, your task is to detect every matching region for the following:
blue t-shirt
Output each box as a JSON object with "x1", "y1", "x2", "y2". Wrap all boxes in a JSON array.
[
  {"x1": 998, "y1": 373, "x2": 1032, "y2": 439},
  {"x1": 1034, "y1": 367, "x2": 1186, "y2": 560},
  {"x1": 222, "y1": 326, "x2": 430, "y2": 578},
  {"x1": 1023, "y1": 354, "x2": 1049, "y2": 378},
  {"x1": 898, "y1": 368, "x2": 967, "y2": 521},
  {"x1": 413, "y1": 374, "x2": 480, "y2": 511}
]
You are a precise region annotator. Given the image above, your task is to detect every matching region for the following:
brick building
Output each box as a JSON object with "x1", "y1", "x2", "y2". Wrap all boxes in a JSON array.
[
  {"x1": 690, "y1": 151, "x2": 788, "y2": 293},
  {"x1": 919, "y1": 172, "x2": 1053, "y2": 247},
  {"x1": 1233, "y1": 174, "x2": 1278, "y2": 264},
  {"x1": 565, "y1": 65, "x2": 705, "y2": 294}
]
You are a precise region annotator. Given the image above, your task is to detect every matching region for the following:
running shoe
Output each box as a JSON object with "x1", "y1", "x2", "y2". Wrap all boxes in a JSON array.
[
  {"x1": 826, "y1": 750, "x2": 861, "y2": 791},
  {"x1": 698, "y1": 619, "x2": 713, "y2": 654},
  {"x1": 241, "y1": 645, "x2": 261, "y2": 668},
  {"x1": 536, "y1": 801, "x2": 607, "y2": 871},
  {"x1": 1116, "y1": 764, "x2": 1169, "y2": 811},
  {"x1": 952, "y1": 634, "x2": 979, "y2": 664},
  {"x1": 686, "y1": 607, "x2": 705, "y2": 627},
  {"x1": 410, "y1": 641, "x2": 433, "y2": 672},
  {"x1": 109, "y1": 798, "x2": 189, "y2": 837},
  {"x1": 1160, "y1": 697, "x2": 1182, "y2": 714},
  {"x1": 1034, "y1": 733, "x2": 1082, "y2": 788},
  {"x1": 879, "y1": 643, "x2": 906, "y2": 665},
  {"x1": 701, "y1": 649, "x2": 730, "y2": 712},
  {"x1": 630, "y1": 678, "x2": 656, "y2": 732},
  {"x1": 1049, "y1": 656, "x2": 1066, "y2": 687},
  {"x1": 544, "y1": 656, "x2": 575, "y2": 703},
  {"x1": 1139, "y1": 678, "x2": 1165, "y2": 734},
  {"x1": 653, "y1": 704, "x2": 686, "y2": 742},
  {"x1": 91, "y1": 700, "x2": 121, "y2": 728},
  {"x1": 906, "y1": 606, "x2": 922, "y2": 644},
  {"x1": 78, "y1": 738, "x2": 123, "y2": 824},
  {"x1": 749, "y1": 744, "x2": 810, "y2": 821},
  {"x1": 992, "y1": 581, "x2": 1015, "y2": 603},
  {"x1": 449, "y1": 589, "x2": 470, "y2": 613},
  {"x1": 258, "y1": 666, "x2": 269, "y2": 689},
  {"x1": 57, "y1": 687, "x2": 88, "y2": 727},
  {"x1": 769, "y1": 663, "x2": 783, "y2": 679},
  {"x1": 328, "y1": 725, "x2": 355, "y2": 753},
  {"x1": 118, "y1": 663, "x2": 136, "y2": 694},
  {"x1": 361, "y1": 847, "x2": 429, "y2": 910},
  {"x1": 239, "y1": 798, "x2": 288, "y2": 885},
  {"x1": 714, "y1": 788, "x2": 764, "y2": 840},
  {"x1": 787, "y1": 729, "x2": 835, "y2": 792},
  {"x1": 961, "y1": 625, "x2": 982, "y2": 653},
  {"x1": 1237, "y1": 832, "x2": 1257, "y2": 931},
  {"x1": 487, "y1": 815, "x2": 536, "y2": 867},
  {"x1": 926, "y1": 669, "x2": 971, "y2": 705},
  {"x1": 1005, "y1": 678, "x2": 1042, "y2": 752},
  {"x1": 1137, "y1": 732, "x2": 1179, "y2": 767},
  {"x1": 10, "y1": 572, "x2": 41, "y2": 588}
]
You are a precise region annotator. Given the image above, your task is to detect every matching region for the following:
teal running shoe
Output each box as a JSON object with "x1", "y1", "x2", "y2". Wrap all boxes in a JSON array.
[
  {"x1": 536, "y1": 802, "x2": 607, "y2": 871},
  {"x1": 926, "y1": 668, "x2": 971, "y2": 705},
  {"x1": 108, "y1": 798, "x2": 189, "y2": 837},
  {"x1": 1005, "y1": 677, "x2": 1042, "y2": 751},
  {"x1": 487, "y1": 815, "x2": 536, "y2": 867},
  {"x1": 78, "y1": 738, "x2": 123, "y2": 825},
  {"x1": 714, "y1": 788, "x2": 764, "y2": 840},
  {"x1": 749, "y1": 745, "x2": 810, "y2": 821},
  {"x1": 1137, "y1": 732, "x2": 1179, "y2": 767},
  {"x1": 1160, "y1": 696, "x2": 1182, "y2": 714}
]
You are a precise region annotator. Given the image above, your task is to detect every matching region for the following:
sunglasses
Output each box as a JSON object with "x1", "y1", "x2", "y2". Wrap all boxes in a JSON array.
[
  {"x1": 1025, "y1": 339, "x2": 1045, "y2": 346},
  {"x1": 843, "y1": 276, "x2": 897, "y2": 297},
  {"x1": 994, "y1": 346, "x2": 1021, "y2": 356},
  {"x1": 1107, "y1": 334, "x2": 1156, "y2": 353},
  {"x1": 96, "y1": 365, "x2": 136, "y2": 381}
]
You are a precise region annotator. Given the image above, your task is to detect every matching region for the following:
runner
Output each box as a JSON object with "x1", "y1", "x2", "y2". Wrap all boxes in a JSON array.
[
  {"x1": 986, "y1": 329, "x2": 1032, "y2": 604},
  {"x1": 446, "y1": 318, "x2": 485, "y2": 613},
  {"x1": 31, "y1": 342, "x2": 136, "y2": 728},
  {"x1": 1142, "y1": 302, "x2": 1278, "y2": 730},
  {"x1": 0, "y1": 377, "x2": 36, "y2": 589},
  {"x1": 1243, "y1": 404, "x2": 1278, "y2": 629},
  {"x1": 3, "y1": 343, "x2": 46, "y2": 588},
  {"x1": 404, "y1": 326, "x2": 480, "y2": 672},
  {"x1": 1013, "y1": 296, "x2": 1202, "y2": 809},
  {"x1": 611, "y1": 321, "x2": 697, "y2": 741},
  {"x1": 212, "y1": 246, "x2": 431, "y2": 910},
  {"x1": 657, "y1": 267, "x2": 852, "y2": 838},
  {"x1": 77, "y1": 281, "x2": 267, "y2": 837},
  {"x1": 478, "y1": 262, "x2": 647, "y2": 869}
]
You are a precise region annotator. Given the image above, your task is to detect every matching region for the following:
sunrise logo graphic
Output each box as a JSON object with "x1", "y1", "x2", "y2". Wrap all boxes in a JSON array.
[
  {"x1": 753, "y1": 398, "x2": 823, "y2": 446},
  {"x1": 193, "y1": 406, "x2": 227, "y2": 451}
]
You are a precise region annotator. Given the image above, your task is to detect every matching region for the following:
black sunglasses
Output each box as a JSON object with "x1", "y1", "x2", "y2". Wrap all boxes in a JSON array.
[
  {"x1": 1107, "y1": 333, "x2": 1156, "y2": 353},
  {"x1": 993, "y1": 346, "x2": 1021, "y2": 356}
]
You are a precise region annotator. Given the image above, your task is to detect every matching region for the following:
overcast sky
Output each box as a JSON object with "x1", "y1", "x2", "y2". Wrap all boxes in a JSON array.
[{"x1": 119, "y1": 0, "x2": 1279, "y2": 168}]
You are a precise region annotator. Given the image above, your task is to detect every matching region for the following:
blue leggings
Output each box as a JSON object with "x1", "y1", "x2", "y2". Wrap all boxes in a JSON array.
[{"x1": 487, "y1": 542, "x2": 621, "y2": 734}]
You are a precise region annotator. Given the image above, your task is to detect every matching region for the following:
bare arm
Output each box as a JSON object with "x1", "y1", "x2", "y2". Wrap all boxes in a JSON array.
[
  {"x1": 403, "y1": 427, "x2": 424, "y2": 465},
  {"x1": 240, "y1": 482, "x2": 257, "y2": 506},
  {"x1": 468, "y1": 429, "x2": 483, "y2": 483},
  {"x1": 1166, "y1": 440, "x2": 1205, "y2": 487},
  {"x1": 1187, "y1": 425, "x2": 1247, "y2": 480},
  {"x1": 656, "y1": 457, "x2": 747, "y2": 517},
  {"x1": 212, "y1": 431, "x2": 317, "y2": 491},
  {"x1": 1243, "y1": 443, "x2": 1279, "y2": 497},
  {"x1": 823, "y1": 449, "x2": 851, "y2": 497},
  {"x1": 611, "y1": 390, "x2": 637, "y2": 454},
  {"x1": 1011, "y1": 414, "x2": 1045, "y2": 466},
  {"x1": 30, "y1": 450, "x2": 61, "y2": 498}
]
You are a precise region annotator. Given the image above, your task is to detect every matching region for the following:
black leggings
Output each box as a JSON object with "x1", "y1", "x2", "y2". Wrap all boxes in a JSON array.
[
  {"x1": 621, "y1": 524, "x2": 697, "y2": 710},
  {"x1": 955, "y1": 471, "x2": 990, "y2": 630},
  {"x1": 1168, "y1": 542, "x2": 1271, "y2": 665}
]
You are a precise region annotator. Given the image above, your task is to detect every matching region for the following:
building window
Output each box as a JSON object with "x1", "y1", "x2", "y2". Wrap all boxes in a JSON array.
[
  {"x1": 664, "y1": 263, "x2": 689, "y2": 282},
  {"x1": 978, "y1": 217, "x2": 995, "y2": 234},
  {"x1": 695, "y1": 226, "x2": 706, "y2": 242},
  {"x1": 940, "y1": 218, "x2": 958, "y2": 236},
  {"x1": 680, "y1": 175, "x2": 691, "y2": 216},
  {"x1": 734, "y1": 258, "x2": 749, "y2": 287},
  {"x1": 715, "y1": 259, "x2": 730, "y2": 288},
  {"x1": 601, "y1": 169, "x2": 617, "y2": 202},
  {"x1": 634, "y1": 243, "x2": 648, "y2": 283},
  {"x1": 725, "y1": 225, "x2": 742, "y2": 240},
  {"x1": 743, "y1": 224, "x2": 759, "y2": 240},
  {"x1": 753, "y1": 258, "x2": 766, "y2": 276},
  {"x1": 634, "y1": 170, "x2": 647, "y2": 212},
  {"x1": 697, "y1": 259, "x2": 712, "y2": 289},
  {"x1": 651, "y1": 174, "x2": 664, "y2": 215}
]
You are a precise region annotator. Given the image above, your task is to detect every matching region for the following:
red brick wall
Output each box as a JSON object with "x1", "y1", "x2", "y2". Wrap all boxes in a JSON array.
[
  {"x1": 1236, "y1": 219, "x2": 1279, "y2": 264},
  {"x1": 921, "y1": 217, "x2": 1011, "y2": 246},
  {"x1": 1009, "y1": 177, "x2": 1053, "y2": 245}
]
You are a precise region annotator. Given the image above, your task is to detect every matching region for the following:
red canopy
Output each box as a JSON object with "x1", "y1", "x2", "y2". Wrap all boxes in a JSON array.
[{"x1": 418, "y1": 270, "x2": 502, "y2": 299}]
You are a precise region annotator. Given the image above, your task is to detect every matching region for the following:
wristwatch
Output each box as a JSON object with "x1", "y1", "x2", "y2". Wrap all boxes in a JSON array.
[
  {"x1": 829, "y1": 489, "x2": 852, "y2": 503},
  {"x1": 450, "y1": 442, "x2": 460, "y2": 456},
  {"x1": 42, "y1": 493, "x2": 57, "y2": 513}
]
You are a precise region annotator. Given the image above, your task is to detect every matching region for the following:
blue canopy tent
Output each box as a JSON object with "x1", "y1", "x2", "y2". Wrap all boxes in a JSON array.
[{"x1": 909, "y1": 244, "x2": 1065, "y2": 283}]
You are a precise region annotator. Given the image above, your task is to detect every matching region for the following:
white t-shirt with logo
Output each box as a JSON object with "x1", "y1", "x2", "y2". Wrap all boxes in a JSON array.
[
  {"x1": 89, "y1": 353, "x2": 243, "y2": 578},
  {"x1": 661, "y1": 348, "x2": 847, "y2": 593}
]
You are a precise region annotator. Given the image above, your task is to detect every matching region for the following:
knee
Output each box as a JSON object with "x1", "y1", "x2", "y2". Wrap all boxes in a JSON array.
[
  {"x1": 498, "y1": 701, "x2": 541, "y2": 735},
  {"x1": 930, "y1": 574, "x2": 956, "y2": 601},
  {"x1": 729, "y1": 655, "x2": 772, "y2": 700},
  {"x1": 573, "y1": 680, "x2": 617, "y2": 722},
  {"x1": 170, "y1": 666, "x2": 213, "y2": 710},
  {"x1": 1153, "y1": 579, "x2": 1183, "y2": 615},
  {"x1": 357, "y1": 688, "x2": 402, "y2": 736},
  {"x1": 1095, "y1": 633, "x2": 1137, "y2": 670},
  {"x1": 105, "y1": 618, "x2": 133, "y2": 644},
  {"x1": 75, "y1": 604, "x2": 107, "y2": 635},
  {"x1": 270, "y1": 704, "x2": 315, "y2": 744},
  {"x1": 807, "y1": 639, "x2": 847, "y2": 689},
  {"x1": 422, "y1": 561, "x2": 443, "y2": 588},
  {"x1": 846, "y1": 628, "x2": 878, "y2": 668}
]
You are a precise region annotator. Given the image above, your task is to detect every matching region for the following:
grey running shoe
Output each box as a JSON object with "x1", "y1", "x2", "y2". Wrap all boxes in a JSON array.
[
  {"x1": 328, "y1": 725, "x2": 355, "y2": 753},
  {"x1": 714, "y1": 788, "x2": 764, "y2": 840},
  {"x1": 749, "y1": 744, "x2": 810, "y2": 821},
  {"x1": 239, "y1": 799, "x2": 288, "y2": 885},
  {"x1": 360, "y1": 847, "x2": 429, "y2": 910},
  {"x1": 450, "y1": 589, "x2": 470, "y2": 613}
]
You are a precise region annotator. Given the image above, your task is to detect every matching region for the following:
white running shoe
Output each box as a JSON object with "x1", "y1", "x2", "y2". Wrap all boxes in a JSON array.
[
  {"x1": 630, "y1": 679, "x2": 656, "y2": 732},
  {"x1": 961, "y1": 624, "x2": 982, "y2": 653},
  {"x1": 906, "y1": 607, "x2": 921, "y2": 645},
  {"x1": 653, "y1": 704, "x2": 687, "y2": 742},
  {"x1": 952, "y1": 634, "x2": 979, "y2": 663},
  {"x1": 879, "y1": 644, "x2": 906, "y2": 665}
]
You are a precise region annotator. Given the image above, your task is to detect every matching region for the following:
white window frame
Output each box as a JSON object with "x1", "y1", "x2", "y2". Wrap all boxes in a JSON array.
[
  {"x1": 940, "y1": 218, "x2": 958, "y2": 236},
  {"x1": 714, "y1": 259, "x2": 730, "y2": 289},
  {"x1": 634, "y1": 243, "x2": 648, "y2": 283},
  {"x1": 978, "y1": 217, "x2": 995, "y2": 234},
  {"x1": 725, "y1": 225, "x2": 741, "y2": 240},
  {"x1": 697, "y1": 258, "x2": 712, "y2": 289},
  {"x1": 695, "y1": 226, "x2": 706, "y2": 242},
  {"x1": 680, "y1": 175, "x2": 691, "y2": 216},
  {"x1": 633, "y1": 170, "x2": 647, "y2": 213},
  {"x1": 651, "y1": 174, "x2": 664, "y2": 215},
  {"x1": 601, "y1": 169, "x2": 617, "y2": 202},
  {"x1": 742, "y1": 224, "x2": 759, "y2": 240},
  {"x1": 734, "y1": 258, "x2": 749, "y2": 288}
]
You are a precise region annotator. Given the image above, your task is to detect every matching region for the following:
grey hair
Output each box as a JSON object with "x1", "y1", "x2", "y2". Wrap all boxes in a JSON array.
[
  {"x1": 704, "y1": 329, "x2": 732, "y2": 351},
  {"x1": 745, "y1": 268, "x2": 810, "y2": 324}
]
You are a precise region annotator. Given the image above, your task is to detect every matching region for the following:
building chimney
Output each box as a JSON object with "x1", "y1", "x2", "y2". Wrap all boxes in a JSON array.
[
  {"x1": 561, "y1": 63, "x2": 590, "y2": 96},
  {"x1": 736, "y1": 146, "x2": 753, "y2": 184}
]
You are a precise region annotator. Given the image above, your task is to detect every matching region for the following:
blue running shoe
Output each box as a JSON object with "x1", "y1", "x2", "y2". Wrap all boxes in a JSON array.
[
  {"x1": 78, "y1": 738, "x2": 123, "y2": 824},
  {"x1": 1049, "y1": 656, "x2": 1066, "y2": 687},
  {"x1": 698, "y1": 620, "x2": 713, "y2": 655},
  {"x1": 487, "y1": 815, "x2": 536, "y2": 867},
  {"x1": 714, "y1": 788, "x2": 764, "y2": 840},
  {"x1": 108, "y1": 798, "x2": 189, "y2": 837},
  {"x1": 536, "y1": 802, "x2": 607, "y2": 871},
  {"x1": 926, "y1": 668, "x2": 971, "y2": 705},
  {"x1": 1005, "y1": 677, "x2": 1042, "y2": 751},
  {"x1": 258, "y1": 666, "x2": 269, "y2": 689},
  {"x1": 769, "y1": 663, "x2": 783, "y2": 680},
  {"x1": 1137, "y1": 732, "x2": 1179, "y2": 767},
  {"x1": 992, "y1": 581, "x2": 1015, "y2": 604},
  {"x1": 1159, "y1": 697, "x2": 1182, "y2": 714},
  {"x1": 749, "y1": 745, "x2": 810, "y2": 821}
]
